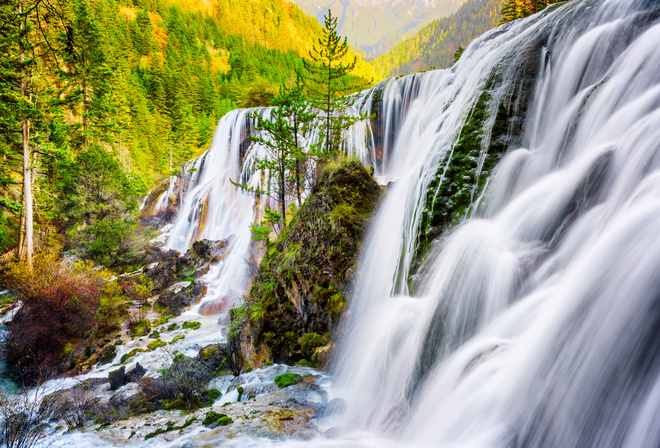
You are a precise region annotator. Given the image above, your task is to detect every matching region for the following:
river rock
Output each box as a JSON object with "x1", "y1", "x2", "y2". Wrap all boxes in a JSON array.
[
  {"x1": 145, "y1": 237, "x2": 234, "y2": 294},
  {"x1": 314, "y1": 398, "x2": 346, "y2": 418},
  {"x1": 110, "y1": 363, "x2": 146, "y2": 390},
  {"x1": 126, "y1": 363, "x2": 146, "y2": 383},
  {"x1": 157, "y1": 279, "x2": 207, "y2": 314}
]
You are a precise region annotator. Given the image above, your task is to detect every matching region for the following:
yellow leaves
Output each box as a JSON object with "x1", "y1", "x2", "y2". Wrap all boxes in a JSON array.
[
  {"x1": 147, "y1": 12, "x2": 164, "y2": 26},
  {"x1": 138, "y1": 55, "x2": 152, "y2": 70},
  {"x1": 118, "y1": 6, "x2": 136, "y2": 21},
  {"x1": 150, "y1": 13, "x2": 169, "y2": 50},
  {"x1": 161, "y1": 0, "x2": 214, "y2": 14},
  {"x1": 207, "y1": 45, "x2": 231, "y2": 74}
]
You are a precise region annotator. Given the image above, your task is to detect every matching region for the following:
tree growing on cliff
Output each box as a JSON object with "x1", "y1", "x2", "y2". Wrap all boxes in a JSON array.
[
  {"x1": 234, "y1": 80, "x2": 315, "y2": 226},
  {"x1": 303, "y1": 10, "x2": 369, "y2": 158}
]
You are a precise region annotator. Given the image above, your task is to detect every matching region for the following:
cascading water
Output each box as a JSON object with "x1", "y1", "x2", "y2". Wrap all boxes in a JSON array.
[
  {"x1": 331, "y1": 0, "x2": 660, "y2": 447},
  {"x1": 39, "y1": 0, "x2": 660, "y2": 445},
  {"x1": 163, "y1": 108, "x2": 268, "y2": 308}
]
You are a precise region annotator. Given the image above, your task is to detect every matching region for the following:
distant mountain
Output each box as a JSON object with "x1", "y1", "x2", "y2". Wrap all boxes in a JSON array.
[
  {"x1": 372, "y1": 0, "x2": 506, "y2": 76},
  {"x1": 289, "y1": 0, "x2": 469, "y2": 57}
]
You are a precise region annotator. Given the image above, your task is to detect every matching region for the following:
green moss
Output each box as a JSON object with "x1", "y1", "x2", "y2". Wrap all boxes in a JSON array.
[
  {"x1": 263, "y1": 361, "x2": 274, "y2": 367},
  {"x1": 153, "y1": 314, "x2": 173, "y2": 327},
  {"x1": 147, "y1": 339, "x2": 167, "y2": 351},
  {"x1": 162, "y1": 396, "x2": 185, "y2": 410},
  {"x1": 299, "y1": 332, "x2": 329, "y2": 359},
  {"x1": 245, "y1": 366, "x2": 253, "y2": 373},
  {"x1": 206, "y1": 389, "x2": 222, "y2": 401},
  {"x1": 148, "y1": 330, "x2": 160, "y2": 339},
  {"x1": 182, "y1": 321, "x2": 201, "y2": 330},
  {"x1": 166, "y1": 322, "x2": 179, "y2": 332},
  {"x1": 274, "y1": 373, "x2": 302, "y2": 388},
  {"x1": 120, "y1": 348, "x2": 144, "y2": 364},
  {"x1": 217, "y1": 416, "x2": 233, "y2": 426},
  {"x1": 170, "y1": 335, "x2": 185, "y2": 344},
  {"x1": 294, "y1": 359, "x2": 314, "y2": 367},
  {"x1": 144, "y1": 417, "x2": 197, "y2": 440},
  {"x1": 203, "y1": 411, "x2": 233, "y2": 427}
]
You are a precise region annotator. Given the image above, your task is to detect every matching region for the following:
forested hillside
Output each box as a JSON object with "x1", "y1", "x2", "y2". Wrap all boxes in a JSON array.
[
  {"x1": 372, "y1": 0, "x2": 505, "y2": 75},
  {"x1": 290, "y1": 0, "x2": 467, "y2": 57},
  {"x1": 0, "y1": 0, "x2": 377, "y2": 256}
]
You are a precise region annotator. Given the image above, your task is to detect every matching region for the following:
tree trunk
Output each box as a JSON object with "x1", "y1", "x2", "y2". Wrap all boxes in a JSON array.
[
  {"x1": 293, "y1": 118, "x2": 302, "y2": 206},
  {"x1": 18, "y1": 2, "x2": 33, "y2": 268},
  {"x1": 179, "y1": 130, "x2": 184, "y2": 205},
  {"x1": 82, "y1": 76, "x2": 88, "y2": 151},
  {"x1": 279, "y1": 158, "x2": 286, "y2": 224}
]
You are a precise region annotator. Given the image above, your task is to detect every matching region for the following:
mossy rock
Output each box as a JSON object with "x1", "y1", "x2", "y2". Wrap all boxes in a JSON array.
[
  {"x1": 412, "y1": 38, "x2": 543, "y2": 280},
  {"x1": 294, "y1": 359, "x2": 314, "y2": 367},
  {"x1": 274, "y1": 373, "x2": 302, "y2": 388},
  {"x1": 245, "y1": 160, "x2": 380, "y2": 362},
  {"x1": 169, "y1": 335, "x2": 185, "y2": 344},
  {"x1": 206, "y1": 389, "x2": 222, "y2": 402}
]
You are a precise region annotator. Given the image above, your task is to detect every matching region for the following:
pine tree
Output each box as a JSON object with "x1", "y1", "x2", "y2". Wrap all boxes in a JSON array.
[
  {"x1": 232, "y1": 80, "x2": 315, "y2": 225},
  {"x1": 277, "y1": 74, "x2": 316, "y2": 206},
  {"x1": 303, "y1": 10, "x2": 369, "y2": 158}
]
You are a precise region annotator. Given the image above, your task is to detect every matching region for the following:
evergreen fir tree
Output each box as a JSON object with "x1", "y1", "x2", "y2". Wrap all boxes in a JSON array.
[{"x1": 303, "y1": 10, "x2": 369, "y2": 158}]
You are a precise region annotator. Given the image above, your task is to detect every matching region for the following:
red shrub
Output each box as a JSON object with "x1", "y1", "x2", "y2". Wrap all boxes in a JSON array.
[{"x1": 4, "y1": 254, "x2": 107, "y2": 381}]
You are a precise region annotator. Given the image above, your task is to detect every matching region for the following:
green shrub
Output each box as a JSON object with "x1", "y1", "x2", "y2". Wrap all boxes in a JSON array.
[
  {"x1": 140, "y1": 356, "x2": 213, "y2": 409},
  {"x1": 129, "y1": 319, "x2": 151, "y2": 338}
]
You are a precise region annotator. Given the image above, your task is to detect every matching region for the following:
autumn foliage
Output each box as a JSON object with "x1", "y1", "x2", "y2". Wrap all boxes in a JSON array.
[{"x1": 3, "y1": 254, "x2": 126, "y2": 382}]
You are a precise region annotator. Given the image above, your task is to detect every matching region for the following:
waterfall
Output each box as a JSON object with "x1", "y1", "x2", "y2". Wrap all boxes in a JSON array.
[
  {"x1": 162, "y1": 108, "x2": 277, "y2": 307},
  {"x1": 329, "y1": 0, "x2": 660, "y2": 447},
  {"x1": 115, "y1": 0, "x2": 660, "y2": 445}
]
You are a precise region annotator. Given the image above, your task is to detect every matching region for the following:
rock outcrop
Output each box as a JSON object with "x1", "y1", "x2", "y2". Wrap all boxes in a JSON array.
[{"x1": 243, "y1": 160, "x2": 381, "y2": 364}]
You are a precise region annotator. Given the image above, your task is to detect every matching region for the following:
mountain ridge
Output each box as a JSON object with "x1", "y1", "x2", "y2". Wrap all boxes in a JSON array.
[
  {"x1": 372, "y1": 0, "x2": 506, "y2": 75},
  {"x1": 289, "y1": 0, "x2": 468, "y2": 57}
]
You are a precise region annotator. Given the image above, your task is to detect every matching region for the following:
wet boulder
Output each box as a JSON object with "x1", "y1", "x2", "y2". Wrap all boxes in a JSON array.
[
  {"x1": 109, "y1": 367, "x2": 126, "y2": 391},
  {"x1": 109, "y1": 363, "x2": 146, "y2": 390},
  {"x1": 157, "y1": 280, "x2": 207, "y2": 315},
  {"x1": 144, "y1": 237, "x2": 233, "y2": 294}
]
